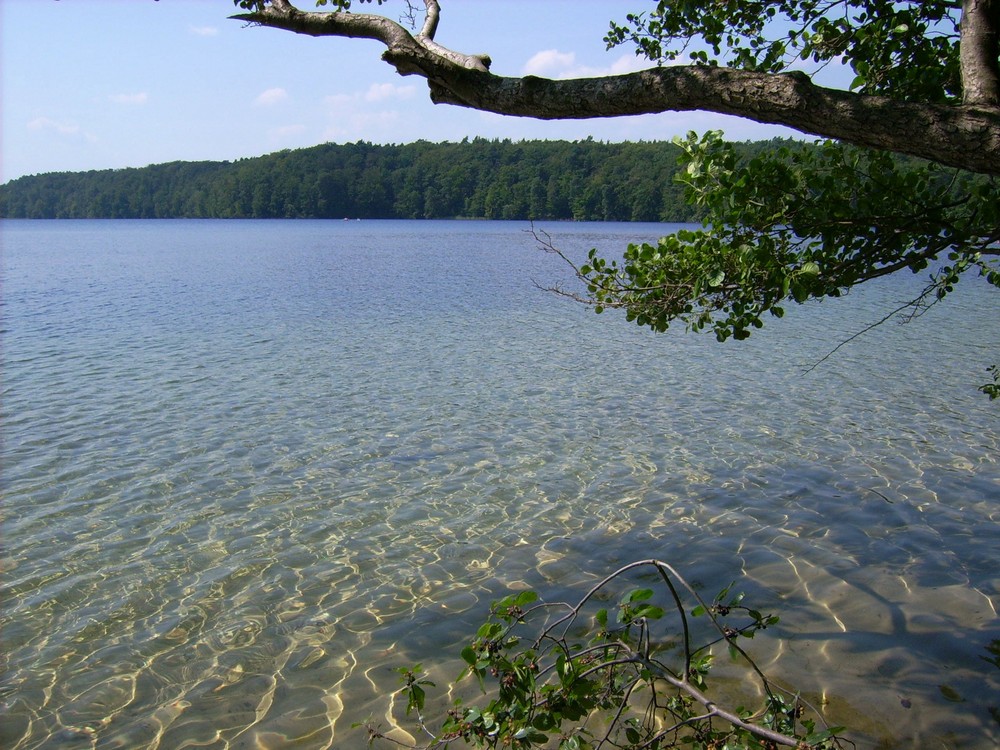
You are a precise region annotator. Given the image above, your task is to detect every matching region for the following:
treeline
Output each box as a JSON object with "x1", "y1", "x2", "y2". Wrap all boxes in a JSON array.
[{"x1": 0, "y1": 137, "x2": 789, "y2": 221}]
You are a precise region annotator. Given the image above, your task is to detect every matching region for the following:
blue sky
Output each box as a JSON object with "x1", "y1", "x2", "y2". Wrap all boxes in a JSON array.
[{"x1": 1, "y1": 0, "x2": 801, "y2": 183}]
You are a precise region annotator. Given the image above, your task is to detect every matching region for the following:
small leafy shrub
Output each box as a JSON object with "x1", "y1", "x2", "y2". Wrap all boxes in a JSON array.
[
  {"x1": 363, "y1": 559, "x2": 845, "y2": 749},
  {"x1": 979, "y1": 365, "x2": 1000, "y2": 400}
]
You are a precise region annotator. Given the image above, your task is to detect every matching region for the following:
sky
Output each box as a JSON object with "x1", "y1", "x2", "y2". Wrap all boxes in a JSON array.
[{"x1": 1, "y1": 0, "x2": 803, "y2": 183}]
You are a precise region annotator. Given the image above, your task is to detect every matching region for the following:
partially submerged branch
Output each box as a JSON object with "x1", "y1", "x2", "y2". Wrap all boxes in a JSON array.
[{"x1": 382, "y1": 559, "x2": 842, "y2": 749}]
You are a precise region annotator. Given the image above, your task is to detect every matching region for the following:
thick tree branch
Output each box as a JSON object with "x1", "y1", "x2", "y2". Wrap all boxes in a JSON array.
[
  {"x1": 233, "y1": 1, "x2": 1000, "y2": 176},
  {"x1": 961, "y1": 0, "x2": 1000, "y2": 105},
  {"x1": 420, "y1": 67, "x2": 1000, "y2": 176},
  {"x1": 231, "y1": 1, "x2": 489, "y2": 70},
  {"x1": 417, "y1": 0, "x2": 438, "y2": 39}
]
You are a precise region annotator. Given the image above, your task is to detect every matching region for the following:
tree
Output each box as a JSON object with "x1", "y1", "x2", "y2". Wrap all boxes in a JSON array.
[
  {"x1": 231, "y1": 0, "x2": 998, "y2": 394},
  {"x1": 218, "y1": 5, "x2": 997, "y2": 744},
  {"x1": 230, "y1": 1, "x2": 999, "y2": 170}
]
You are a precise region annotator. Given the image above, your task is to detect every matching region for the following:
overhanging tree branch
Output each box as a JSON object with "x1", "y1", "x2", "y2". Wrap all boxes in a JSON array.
[
  {"x1": 232, "y1": 0, "x2": 490, "y2": 70},
  {"x1": 231, "y1": 0, "x2": 997, "y2": 395},
  {"x1": 232, "y1": 1, "x2": 1000, "y2": 175}
]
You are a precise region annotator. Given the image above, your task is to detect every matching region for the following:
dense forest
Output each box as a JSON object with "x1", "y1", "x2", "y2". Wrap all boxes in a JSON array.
[{"x1": 0, "y1": 137, "x2": 793, "y2": 221}]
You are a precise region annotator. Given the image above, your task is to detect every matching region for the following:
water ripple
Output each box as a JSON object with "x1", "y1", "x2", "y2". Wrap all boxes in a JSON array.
[{"x1": 2, "y1": 220, "x2": 997, "y2": 749}]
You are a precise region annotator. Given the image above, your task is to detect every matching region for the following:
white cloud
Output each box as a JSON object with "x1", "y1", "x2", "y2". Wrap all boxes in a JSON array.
[
  {"x1": 25, "y1": 117, "x2": 98, "y2": 145},
  {"x1": 321, "y1": 85, "x2": 417, "y2": 141},
  {"x1": 324, "y1": 93, "x2": 355, "y2": 108},
  {"x1": 254, "y1": 87, "x2": 289, "y2": 106},
  {"x1": 364, "y1": 82, "x2": 416, "y2": 102},
  {"x1": 603, "y1": 55, "x2": 649, "y2": 76},
  {"x1": 522, "y1": 49, "x2": 647, "y2": 79},
  {"x1": 321, "y1": 110, "x2": 401, "y2": 141},
  {"x1": 108, "y1": 92, "x2": 149, "y2": 105},
  {"x1": 190, "y1": 26, "x2": 219, "y2": 37},
  {"x1": 523, "y1": 49, "x2": 577, "y2": 76},
  {"x1": 27, "y1": 117, "x2": 80, "y2": 135},
  {"x1": 325, "y1": 83, "x2": 416, "y2": 108}
]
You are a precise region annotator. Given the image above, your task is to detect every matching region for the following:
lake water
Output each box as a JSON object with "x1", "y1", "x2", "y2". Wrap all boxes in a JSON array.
[{"x1": 1, "y1": 219, "x2": 998, "y2": 749}]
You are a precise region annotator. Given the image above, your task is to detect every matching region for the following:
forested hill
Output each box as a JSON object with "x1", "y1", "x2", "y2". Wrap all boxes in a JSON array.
[{"x1": 0, "y1": 138, "x2": 787, "y2": 221}]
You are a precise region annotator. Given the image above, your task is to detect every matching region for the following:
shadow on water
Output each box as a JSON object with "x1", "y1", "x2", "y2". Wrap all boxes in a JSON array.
[{"x1": 1, "y1": 219, "x2": 997, "y2": 749}]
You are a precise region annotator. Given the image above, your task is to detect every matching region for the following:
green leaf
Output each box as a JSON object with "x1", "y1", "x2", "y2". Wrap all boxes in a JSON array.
[
  {"x1": 533, "y1": 712, "x2": 557, "y2": 731},
  {"x1": 634, "y1": 604, "x2": 665, "y2": 620},
  {"x1": 939, "y1": 684, "x2": 965, "y2": 702},
  {"x1": 477, "y1": 622, "x2": 501, "y2": 638},
  {"x1": 624, "y1": 588, "x2": 654, "y2": 603},
  {"x1": 806, "y1": 726, "x2": 846, "y2": 742},
  {"x1": 406, "y1": 684, "x2": 425, "y2": 714},
  {"x1": 514, "y1": 590, "x2": 539, "y2": 606}
]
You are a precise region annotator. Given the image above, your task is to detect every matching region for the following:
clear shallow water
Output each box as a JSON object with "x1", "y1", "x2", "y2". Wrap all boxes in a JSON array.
[{"x1": 1, "y1": 219, "x2": 997, "y2": 749}]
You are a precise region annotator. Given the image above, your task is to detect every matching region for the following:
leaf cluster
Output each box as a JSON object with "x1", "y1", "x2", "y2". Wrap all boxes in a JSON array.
[
  {"x1": 605, "y1": 1, "x2": 962, "y2": 102},
  {"x1": 575, "y1": 131, "x2": 999, "y2": 344},
  {"x1": 379, "y1": 561, "x2": 843, "y2": 749},
  {"x1": 980, "y1": 365, "x2": 1000, "y2": 400}
]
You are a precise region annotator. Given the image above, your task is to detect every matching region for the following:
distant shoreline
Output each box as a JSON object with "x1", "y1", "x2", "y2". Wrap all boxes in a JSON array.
[{"x1": 0, "y1": 137, "x2": 794, "y2": 222}]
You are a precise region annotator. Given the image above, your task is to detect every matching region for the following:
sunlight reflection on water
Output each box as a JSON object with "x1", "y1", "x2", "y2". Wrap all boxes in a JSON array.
[{"x1": 1, "y1": 219, "x2": 998, "y2": 749}]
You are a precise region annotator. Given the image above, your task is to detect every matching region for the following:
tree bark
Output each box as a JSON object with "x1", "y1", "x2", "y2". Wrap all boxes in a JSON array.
[
  {"x1": 961, "y1": 0, "x2": 1000, "y2": 106},
  {"x1": 233, "y1": 1, "x2": 1000, "y2": 176}
]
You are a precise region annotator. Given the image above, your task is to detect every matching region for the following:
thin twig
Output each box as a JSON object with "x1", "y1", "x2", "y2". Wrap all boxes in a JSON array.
[{"x1": 802, "y1": 282, "x2": 940, "y2": 374}]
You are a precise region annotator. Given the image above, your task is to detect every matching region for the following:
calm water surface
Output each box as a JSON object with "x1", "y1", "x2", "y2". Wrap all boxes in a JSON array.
[{"x1": 2, "y1": 220, "x2": 998, "y2": 748}]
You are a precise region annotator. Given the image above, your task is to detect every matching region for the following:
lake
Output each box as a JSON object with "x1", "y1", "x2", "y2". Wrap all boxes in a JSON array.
[{"x1": 1, "y1": 219, "x2": 998, "y2": 749}]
